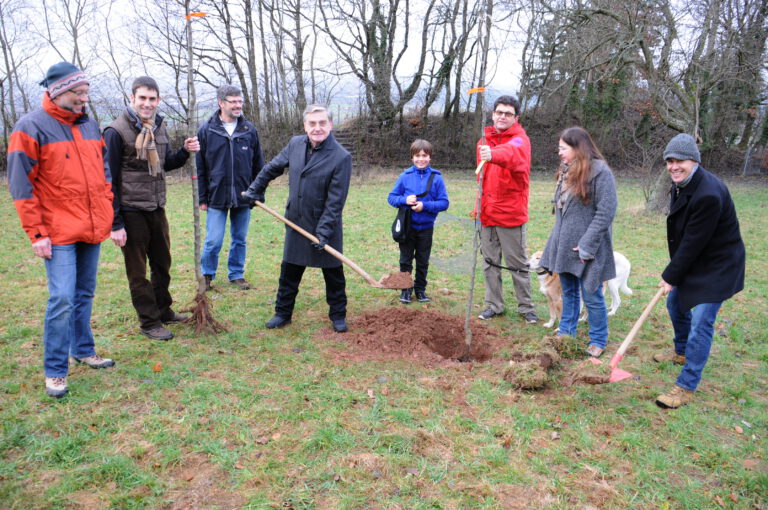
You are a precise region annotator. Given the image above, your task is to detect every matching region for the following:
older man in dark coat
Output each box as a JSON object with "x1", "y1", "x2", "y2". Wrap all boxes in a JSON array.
[
  {"x1": 655, "y1": 133, "x2": 746, "y2": 409},
  {"x1": 243, "y1": 104, "x2": 352, "y2": 332}
]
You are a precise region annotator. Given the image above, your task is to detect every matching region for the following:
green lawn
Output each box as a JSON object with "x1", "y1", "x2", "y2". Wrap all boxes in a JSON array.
[{"x1": 1, "y1": 170, "x2": 766, "y2": 509}]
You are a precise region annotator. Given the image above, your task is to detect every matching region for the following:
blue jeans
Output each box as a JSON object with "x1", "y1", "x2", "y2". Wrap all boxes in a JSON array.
[
  {"x1": 201, "y1": 206, "x2": 251, "y2": 281},
  {"x1": 666, "y1": 288, "x2": 722, "y2": 391},
  {"x1": 558, "y1": 272, "x2": 608, "y2": 349},
  {"x1": 43, "y1": 242, "x2": 101, "y2": 377}
]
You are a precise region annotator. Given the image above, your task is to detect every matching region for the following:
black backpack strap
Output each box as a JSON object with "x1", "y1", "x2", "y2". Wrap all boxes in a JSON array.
[{"x1": 416, "y1": 171, "x2": 437, "y2": 198}]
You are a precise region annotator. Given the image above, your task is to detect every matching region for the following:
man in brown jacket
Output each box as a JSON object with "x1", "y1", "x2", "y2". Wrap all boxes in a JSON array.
[{"x1": 105, "y1": 76, "x2": 199, "y2": 340}]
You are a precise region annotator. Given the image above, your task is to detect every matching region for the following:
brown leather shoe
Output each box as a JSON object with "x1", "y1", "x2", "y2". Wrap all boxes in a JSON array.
[
  {"x1": 656, "y1": 385, "x2": 694, "y2": 409},
  {"x1": 230, "y1": 278, "x2": 251, "y2": 290},
  {"x1": 653, "y1": 351, "x2": 686, "y2": 365},
  {"x1": 141, "y1": 326, "x2": 174, "y2": 341},
  {"x1": 162, "y1": 312, "x2": 189, "y2": 324},
  {"x1": 204, "y1": 274, "x2": 213, "y2": 291}
]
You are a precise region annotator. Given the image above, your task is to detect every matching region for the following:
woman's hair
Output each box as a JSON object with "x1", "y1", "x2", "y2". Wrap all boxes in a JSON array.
[{"x1": 558, "y1": 127, "x2": 605, "y2": 203}]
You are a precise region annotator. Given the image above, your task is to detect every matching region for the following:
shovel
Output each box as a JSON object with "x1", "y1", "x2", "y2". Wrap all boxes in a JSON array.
[
  {"x1": 254, "y1": 201, "x2": 412, "y2": 290},
  {"x1": 584, "y1": 287, "x2": 666, "y2": 383}
]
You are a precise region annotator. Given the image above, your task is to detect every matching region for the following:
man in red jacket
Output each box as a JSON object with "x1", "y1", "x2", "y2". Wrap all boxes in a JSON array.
[
  {"x1": 476, "y1": 95, "x2": 537, "y2": 323},
  {"x1": 8, "y1": 62, "x2": 116, "y2": 398}
]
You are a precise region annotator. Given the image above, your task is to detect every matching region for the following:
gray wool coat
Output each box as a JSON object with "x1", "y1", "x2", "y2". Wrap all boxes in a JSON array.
[
  {"x1": 249, "y1": 132, "x2": 352, "y2": 268},
  {"x1": 540, "y1": 159, "x2": 617, "y2": 293}
]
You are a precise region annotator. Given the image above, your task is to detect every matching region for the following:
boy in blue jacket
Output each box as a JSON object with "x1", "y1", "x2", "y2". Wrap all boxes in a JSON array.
[{"x1": 388, "y1": 139, "x2": 450, "y2": 303}]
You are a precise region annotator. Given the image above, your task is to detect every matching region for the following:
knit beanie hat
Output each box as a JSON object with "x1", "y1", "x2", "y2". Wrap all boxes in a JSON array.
[
  {"x1": 39, "y1": 62, "x2": 89, "y2": 99},
  {"x1": 663, "y1": 133, "x2": 700, "y2": 163}
]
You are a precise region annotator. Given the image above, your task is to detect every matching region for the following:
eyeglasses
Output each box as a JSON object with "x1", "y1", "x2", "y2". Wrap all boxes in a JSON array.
[
  {"x1": 67, "y1": 89, "x2": 89, "y2": 98},
  {"x1": 493, "y1": 110, "x2": 516, "y2": 118},
  {"x1": 223, "y1": 99, "x2": 244, "y2": 105}
]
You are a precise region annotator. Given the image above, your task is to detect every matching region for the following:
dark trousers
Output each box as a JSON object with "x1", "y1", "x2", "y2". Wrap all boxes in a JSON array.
[
  {"x1": 275, "y1": 261, "x2": 347, "y2": 321},
  {"x1": 398, "y1": 227, "x2": 434, "y2": 292},
  {"x1": 121, "y1": 209, "x2": 174, "y2": 329}
]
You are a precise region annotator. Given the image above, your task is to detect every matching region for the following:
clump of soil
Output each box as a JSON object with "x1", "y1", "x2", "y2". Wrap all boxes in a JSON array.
[
  {"x1": 563, "y1": 359, "x2": 612, "y2": 386},
  {"x1": 328, "y1": 307, "x2": 499, "y2": 364},
  {"x1": 378, "y1": 272, "x2": 413, "y2": 289},
  {"x1": 512, "y1": 341, "x2": 560, "y2": 369},
  {"x1": 543, "y1": 334, "x2": 584, "y2": 359},
  {"x1": 503, "y1": 360, "x2": 548, "y2": 389}
]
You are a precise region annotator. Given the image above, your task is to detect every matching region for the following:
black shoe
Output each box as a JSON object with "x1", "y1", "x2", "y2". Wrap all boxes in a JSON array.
[
  {"x1": 265, "y1": 315, "x2": 291, "y2": 329},
  {"x1": 478, "y1": 308, "x2": 501, "y2": 320},
  {"x1": 141, "y1": 326, "x2": 174, "y2": 340},
  {"x1": 415, "y1": 291, "x2": 431, "y2": 303},
  {"x1": 332, "y1": 318, "x2": 348, "y2": 333},
  {"x1": 521, "y1": 311, "x2": 539, "y2": 324},
  {"x1": 399, "y1": 289, "x2": 412, "y2": 304}
]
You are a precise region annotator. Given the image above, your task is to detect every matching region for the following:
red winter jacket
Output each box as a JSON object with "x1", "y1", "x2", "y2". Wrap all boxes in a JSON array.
[
  {"x1": 7, "y1": 93, "x2": 113, "y2": 245},
  {"x1": 475, "y1": 122, "x2": 531, "y2": 227}
]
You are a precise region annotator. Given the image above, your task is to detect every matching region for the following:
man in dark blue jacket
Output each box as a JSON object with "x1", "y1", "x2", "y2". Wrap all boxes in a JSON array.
[
  {"x1": 197, "y1": 85, "x2": 265, "y2": 290},
  {"x1": 655, "y1": 133, "x2": 746, "y2": 409}
]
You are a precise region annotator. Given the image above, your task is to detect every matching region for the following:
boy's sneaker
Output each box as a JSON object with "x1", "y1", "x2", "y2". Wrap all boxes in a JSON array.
[
  {"x1": 73, "y1": 355, "x2": 115, "y2": 369},
  {"x1": 415, "y1": 291, "x2": 431, "y2": 303},
  {"x1": 399, "y1": 289, "x2": 412, "y2": 304},
  {"x1": 656, "y1": 385, "x2": 694, "y2": 409},
  {"x1": 45, "y1": 377, "x2": 68, "y2": 398},
  {"x1": 653, "y1": 351, "x2": 686, "y2": 365},
  {"x1": 478, "y1": 308, "x2": 500, "y2": 320},
  {"x1": 521, "y1": 311, "x2": 539, "y2": 324}
]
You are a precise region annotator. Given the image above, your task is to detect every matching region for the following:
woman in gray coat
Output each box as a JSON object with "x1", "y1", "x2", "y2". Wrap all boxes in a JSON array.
[{"x1": 540, "y1": 127, "x2": 617, "y2": 357}]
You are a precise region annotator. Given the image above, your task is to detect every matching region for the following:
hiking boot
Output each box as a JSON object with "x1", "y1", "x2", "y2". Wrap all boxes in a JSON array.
[
  {"x1": 162, "y1": 312, "x2": 189, "y2": 324},
  {"x1": 399, "y1": 289, "x2": 412, "y2": 304},
  {"x1": 478, "y1": 308, "x2": 501, "y2": 320},
  {"x1": 415, "y1": 291, "x2": 431, "y2": 303},
  {"x1": 521, "y1": 311, "x2": 539, "y2": 324},
  {"x1": 653, "y1": 351, "x2": 686, "y2": 365},
  {"x1": 204, "y1": 274, "x2": 213, "y2": 291},
  {"x1": 266, "y1": 315, "x2": 291, "y2": 329},
  {"x1": 230, "y1": 278, "x2": 251, "y2": 290},
  {"x1": 332, "y1": 318, "x2": 348, "y2": 333},
  {"x1": 45, "y1": 376, "x2": 68, "y2": 398},
  {"x1": 141, "y1": 326, "x2": 174, "y2": 341},
  {"x1": 585, "y1": 345, "x2": 605, "y2": 358},
  {"x1": 73, "y1": 355, "x2": 115, "y2": 369},
  {"x1": 656, "y1": 385, "x2": 695, "y2": 409}
]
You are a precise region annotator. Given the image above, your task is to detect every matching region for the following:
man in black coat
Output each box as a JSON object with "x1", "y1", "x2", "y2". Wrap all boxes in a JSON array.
[
  {"x1": 197, "y1": 85, "x2": 265, "y2": 291},
  {"x1": 655, "y1": 133, "x2": 746, "y2": 409},
  {"x1": 243, "y1": 104, "x2": 352, "y2": 332}
]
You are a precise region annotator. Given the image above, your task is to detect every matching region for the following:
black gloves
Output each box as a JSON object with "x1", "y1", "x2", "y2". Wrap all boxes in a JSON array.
[
  {"x1": 241, "y1": 188, "x2": 265, "y2": 207},
  {"x1": 311, "y1": 237, "x2": 327, "y2": 251}
]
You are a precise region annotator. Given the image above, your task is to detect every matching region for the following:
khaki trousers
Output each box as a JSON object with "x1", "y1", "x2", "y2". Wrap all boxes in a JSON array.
[{"x1": 480, "y1": 224, "x2": 534, "y2": 314}]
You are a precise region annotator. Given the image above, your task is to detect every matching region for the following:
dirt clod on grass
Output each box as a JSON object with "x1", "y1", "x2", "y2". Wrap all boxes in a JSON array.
[
  {"x1": 329, "y1": 307, "x2": 497, "y2": 364},
  {"x1": 563, "y1": 359, "x2": 613, "y2": 386},
  {"x1": 377, "y1": 272, "x2": 414, "y2": 289},
  {"x1": 542, "y1": 334, "x2": 584, "y2": 359},
  {"x1": 503, "y1": 360, "x2": 548, "y2": 389}
]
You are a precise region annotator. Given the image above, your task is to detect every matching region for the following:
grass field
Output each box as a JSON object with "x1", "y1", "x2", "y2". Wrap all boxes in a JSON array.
[{"x1": 1, "y1": 169, "x2": 766, "y2": 509}]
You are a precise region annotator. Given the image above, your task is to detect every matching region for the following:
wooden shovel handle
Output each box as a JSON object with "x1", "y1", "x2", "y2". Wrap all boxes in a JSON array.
[
  {"x1": 611, "y1": 287, "x2": 665, "y2": 367},
  {"x1": 254, "y1": 201, "x2": 383, "y2": 288}
]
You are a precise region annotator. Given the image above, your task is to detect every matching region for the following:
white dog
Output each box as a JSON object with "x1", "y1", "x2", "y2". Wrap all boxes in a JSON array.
[{"x1": 528, "y1": 250, "x2": 633, "y2": 328}]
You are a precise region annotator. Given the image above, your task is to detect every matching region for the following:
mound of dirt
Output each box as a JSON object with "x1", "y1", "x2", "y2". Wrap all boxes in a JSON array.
[
  {"x1": 378, "y1": 272, "x2": 413, "y2": 288},
  {"x1": 327, "y1": 307, "x2": 501, "y2": 364}
]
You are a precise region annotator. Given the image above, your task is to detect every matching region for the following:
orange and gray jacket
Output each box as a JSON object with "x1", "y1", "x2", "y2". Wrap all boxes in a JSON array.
[{"x1": 7, "y1": 93, "x2": 114, "y2": 245}]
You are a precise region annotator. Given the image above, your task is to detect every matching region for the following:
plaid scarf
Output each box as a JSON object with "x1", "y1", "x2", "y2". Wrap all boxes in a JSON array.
[{"x1": 134, "y1": 117, "x2": 161, "y2": 176}]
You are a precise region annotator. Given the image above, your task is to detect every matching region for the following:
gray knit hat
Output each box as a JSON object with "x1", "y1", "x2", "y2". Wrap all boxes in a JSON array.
[
  {"x1": 39, "y1": 62, "x2": 89, "y2": 99},
  {"x1": 663, "y1": 133, "x2": 700, "y2": 163}
]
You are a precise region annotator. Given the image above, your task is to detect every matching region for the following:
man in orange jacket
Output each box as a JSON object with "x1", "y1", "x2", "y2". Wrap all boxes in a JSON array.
[
  {"x1": 7, "y1": 62, "x2": 116, "y2": 398},
  {"x1": 476, "y1": 95, "x2": 537, "y2": 324}
]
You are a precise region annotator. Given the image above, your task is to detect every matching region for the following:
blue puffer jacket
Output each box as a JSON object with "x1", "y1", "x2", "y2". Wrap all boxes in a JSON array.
[
  {"x1": 388, "y1": 165, "x2": 449, "y2": 230},
  {"x1": 196, "y1": 112, "x2": 265, "y2": 208}
]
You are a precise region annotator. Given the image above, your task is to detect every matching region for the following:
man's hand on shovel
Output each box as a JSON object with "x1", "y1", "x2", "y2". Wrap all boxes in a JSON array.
[{"x1": 241, "y1": 189, "x2": 265, "y2": 207}]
